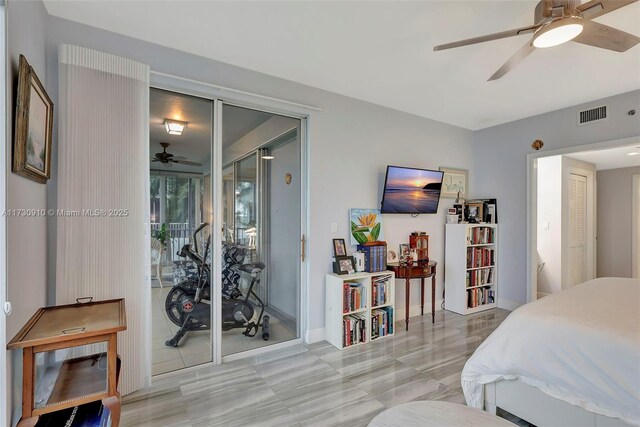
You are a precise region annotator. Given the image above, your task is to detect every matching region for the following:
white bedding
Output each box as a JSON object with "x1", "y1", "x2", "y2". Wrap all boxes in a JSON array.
[{"x1": 461, "y1": 277, "x2": 640, "y2": 426}]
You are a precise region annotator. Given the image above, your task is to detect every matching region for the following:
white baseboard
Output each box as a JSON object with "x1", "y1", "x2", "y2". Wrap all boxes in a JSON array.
[
  {"x1": 305, "y1": 327, "x2": 325, "y2": 344},
  {"x1": 497, "y1": 298, "x2": 523, "y2": 311}
]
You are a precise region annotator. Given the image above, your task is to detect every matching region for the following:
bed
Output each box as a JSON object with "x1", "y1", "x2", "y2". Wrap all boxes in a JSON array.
[{"x1": 461, "y1": 277, "x2": 640, "y2": 427}]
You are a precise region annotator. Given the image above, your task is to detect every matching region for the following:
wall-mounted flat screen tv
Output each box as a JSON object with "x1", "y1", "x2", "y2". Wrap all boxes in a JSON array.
[{"x1": 380, "y1": 166, "x2": 444, "y2": 214}]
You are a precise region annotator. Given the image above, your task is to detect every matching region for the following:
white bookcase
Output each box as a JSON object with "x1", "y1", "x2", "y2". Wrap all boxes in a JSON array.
[
  {"x1": 445, "y1": 223, "x2": 498, "y2": 315},
  {"x1": 325, "y1": 271, "x2": 396, "y2": 349}
]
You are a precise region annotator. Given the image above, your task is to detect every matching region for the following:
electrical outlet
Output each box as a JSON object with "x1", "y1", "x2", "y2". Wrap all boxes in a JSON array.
[
  {"x1": 543, "y1": 221, "x2": 550, "y2": 231},
  {"x1": 331, "y1": 223, "x2": 338, "y2": 233}
]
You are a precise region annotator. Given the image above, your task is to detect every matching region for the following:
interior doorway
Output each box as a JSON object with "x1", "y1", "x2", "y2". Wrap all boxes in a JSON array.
[{"x1": 528, "y1": 138, "x2": 640, "y2": 301}]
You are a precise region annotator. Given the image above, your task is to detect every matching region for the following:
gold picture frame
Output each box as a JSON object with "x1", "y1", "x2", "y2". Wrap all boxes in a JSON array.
[{"x1": 13, "y1": 55, "x2": 53, "y2": 184}]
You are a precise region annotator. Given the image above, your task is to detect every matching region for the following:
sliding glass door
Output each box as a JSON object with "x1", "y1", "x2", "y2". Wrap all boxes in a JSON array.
[{"x1": 221, "y1": 104, "x2": 302, "y2": 356}]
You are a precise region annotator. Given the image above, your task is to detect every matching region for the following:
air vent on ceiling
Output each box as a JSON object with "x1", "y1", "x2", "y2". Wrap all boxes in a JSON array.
[{"x1": 577, "y1": 105, "x2": 607, "y2": 126}]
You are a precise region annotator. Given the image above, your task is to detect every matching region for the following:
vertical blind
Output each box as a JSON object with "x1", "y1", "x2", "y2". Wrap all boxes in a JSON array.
[{"x1": 56, "y1": 44, "x2": 150, "y2": 395}]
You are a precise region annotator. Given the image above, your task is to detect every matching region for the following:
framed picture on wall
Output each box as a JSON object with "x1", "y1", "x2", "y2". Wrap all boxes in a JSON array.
[
  {"x1": 439, "y1": 167, "x2": 468, "y2": 199},
  {"x1": 13, "y1": 55, "x2": 54, "y2": 184}
]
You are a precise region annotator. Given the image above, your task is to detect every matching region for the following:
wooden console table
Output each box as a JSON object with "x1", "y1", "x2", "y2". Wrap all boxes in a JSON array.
[
  {"x1": 7, "y1": 298, "x2": 126, "y2": 427},
  {"x1": 387, "y1": 260, "x2": 438, "y2": 330}
]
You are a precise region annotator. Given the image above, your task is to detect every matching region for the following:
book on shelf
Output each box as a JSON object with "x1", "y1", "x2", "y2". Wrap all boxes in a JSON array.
[
  {"x1": 466, "y1": 247, "x2": 495, "y2": 268},
  {"x1": 466, "y1": 267, "x2": 494, "y2": 287},
  {"x1": 371, "y1": 307, "x2": 393, "y2": 339},
  {"x1": 372, "y1": 274, "x2": 392, "y2": 307},
  {"x1": 466, "y1": 226, "x2": 496, "y2": 245},
  {"x1": 356, "y1": 243, "x2": 387, "y2": 272},
  {"x1": 343, "y1": 314, "x2": 366, "y2": 347},
  {"x1": 467, "y1": 287, "x2": 495, "y2": 308},
  {"x1": 343, "y1": 282, "x2": 366, "y2": 313}
]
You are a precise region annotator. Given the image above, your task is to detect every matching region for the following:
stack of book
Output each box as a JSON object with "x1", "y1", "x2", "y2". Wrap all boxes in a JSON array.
[
  {"x1": 467, "y1": 227, "x2": 495, "y2": 245},
  {"x1": 466, "y1": 267, "x2": 494, "y2": 287},
  {"x1": 343, "y1": 314, "x2": 366, "y2": 347},
  {"x1": 371, "y1": 307, "x2": 393, "y2": 340},
  {"x1": 372, "y1": 275, "x2": 392, "y2": 307},
  {"x1": 343, "y1": 282, "x2": 365, "y2": 313},
  {"x1": 357, "y1": 243, "x2": 387, "y2": 272},
  {"x1": 467, "y1": 287, "x2": 495, "y2": 308},
  {"x1": 466, "y1": 247, "x2": 495, "y2": 268}
]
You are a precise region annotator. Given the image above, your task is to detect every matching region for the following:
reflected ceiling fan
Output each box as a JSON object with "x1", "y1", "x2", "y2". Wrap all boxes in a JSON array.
[
  {"x1": 434, "y1": 0, "x2": 640, "y2": 80},
  {"x1": 151, "y1": 143, "x2": 202, "y2": 167}
]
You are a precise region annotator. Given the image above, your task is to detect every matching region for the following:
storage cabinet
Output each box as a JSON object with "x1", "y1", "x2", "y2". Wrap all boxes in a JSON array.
[
  {"x1": 7, "y1": 298, "x2": 126, "y2": 427},
  {"x1": 445, "y1": 224, "x2": 497, "y2": 315},
  {"x1": 325, "y1": 271, "x2": 395, "y2": 349}
]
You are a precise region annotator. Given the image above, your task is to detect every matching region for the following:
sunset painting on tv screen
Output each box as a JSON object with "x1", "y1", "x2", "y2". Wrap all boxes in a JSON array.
[{"x1": 381, "y1": 166, "x2": 444, "y2": 214}]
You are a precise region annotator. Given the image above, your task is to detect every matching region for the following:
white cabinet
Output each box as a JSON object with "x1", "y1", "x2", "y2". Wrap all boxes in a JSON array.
[
  {"x1": 445, "y1": 224, "x2": 497, "y2": 315},
  {"x1": 325, "y1": 271, "x2": 396, "y2": 349}
]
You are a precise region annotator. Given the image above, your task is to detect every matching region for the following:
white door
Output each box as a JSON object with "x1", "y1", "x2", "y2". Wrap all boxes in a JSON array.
[
  {"x1": 633, "y1": 175, "x2": 640, "y2": 279},
  {"x1": 568, "y1": 173, "x2": 588, "y2": 286}
]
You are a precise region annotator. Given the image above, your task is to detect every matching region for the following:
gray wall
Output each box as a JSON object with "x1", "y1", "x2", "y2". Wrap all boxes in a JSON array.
[
  {"x1": 597, "y1": 166, "x2": 640, "y2": 278},
  {"x1": 474, "y1": 90, "x2": 640, "y2": 306},
  {"x1": 6, "y1": 1, "x2": 50, "y2": 425},
  {"x1": 44, "y1": 15, "x2": 476, "y2": 336}
]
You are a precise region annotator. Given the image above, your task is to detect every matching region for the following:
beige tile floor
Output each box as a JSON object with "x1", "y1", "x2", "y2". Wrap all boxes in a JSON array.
[
  {"x1": 152, "y1": 285, "x2": 298, "y2": 375},
  {"x1": 152, "y1": 287, "x2": 213, "y2": 376}
]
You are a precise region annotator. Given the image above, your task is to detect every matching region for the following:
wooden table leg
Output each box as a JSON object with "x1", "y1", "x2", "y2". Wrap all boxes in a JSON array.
[
  {"x1": 420, "y1": 277, "x2": 425, "y2": 316},
  {"x1": 103, "y1": 394, "x2": 121, "y2": 427},
  {"x1": 405, "y1": 277, "x2": 410, "y2": 331},
  {"x1": 431, "y1": 274, "x2": 436, "y2": 324}
]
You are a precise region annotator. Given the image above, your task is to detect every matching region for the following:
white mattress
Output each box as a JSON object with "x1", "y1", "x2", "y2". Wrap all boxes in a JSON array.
[{"x1": 461, "y1": 277, "x2": 640, "y2": 426}]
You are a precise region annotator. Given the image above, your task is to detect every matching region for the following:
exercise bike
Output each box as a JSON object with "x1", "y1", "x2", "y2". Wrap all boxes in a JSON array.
[{"x1": 164, "y1": 223, "x2": 270, "y2": 347}]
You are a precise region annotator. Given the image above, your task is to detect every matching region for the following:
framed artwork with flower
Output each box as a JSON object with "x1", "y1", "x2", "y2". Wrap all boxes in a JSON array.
[{"x1": 349, "y1": 208, "x2": 384, "y2": 245}]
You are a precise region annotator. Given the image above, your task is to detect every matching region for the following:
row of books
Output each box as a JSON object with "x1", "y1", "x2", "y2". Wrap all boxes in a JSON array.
[
  {"x1": 343, "y1": 282, "x2": 366, "y2": 313},
  {"x1": 467, "y1": 287, "x2": 495, "y2": 308},
  {"x1": 466, "y1": 267, "x2": 494, "y2": 288},
  {"x1": 371, "y1": 307, "x2": 393, "y2": 340},
  {"x1": 356, "y1": 244, "x2": 387, "y2": 272},
  {"x1": 466, "y1": 227, "x2": 495, "y2": 245},
  {"x1": 343, "y1": 314, "x2": 367, "y2": 347},
  {"x1": 467, "y1": 247, "x2": 495, "y2": 269},
  {"x1": 372, "y1": 275, "x2": 392, "y2": 307}
]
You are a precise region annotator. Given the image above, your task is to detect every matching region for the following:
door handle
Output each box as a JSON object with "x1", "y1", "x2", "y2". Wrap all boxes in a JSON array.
[{"x1": 301, "y1": 234, "x2": 306, "y2": 262}]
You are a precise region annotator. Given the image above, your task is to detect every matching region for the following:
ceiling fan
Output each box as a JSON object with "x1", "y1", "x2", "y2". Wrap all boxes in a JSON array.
[
  {"x1": 434, "y1": 0, "x2": 640, "y2": 81},
  {"x1": 151, "y1": 142, "x2": 202, "y2": 167}
]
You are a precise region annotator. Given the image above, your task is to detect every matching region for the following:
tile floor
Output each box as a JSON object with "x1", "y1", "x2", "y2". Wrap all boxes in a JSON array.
[
  {"x1": 152, "y1": 286, "x2": 298, "y2": 375},
  {"x1": 126, "y1": 308, "x2": 514, "y2": 426}
]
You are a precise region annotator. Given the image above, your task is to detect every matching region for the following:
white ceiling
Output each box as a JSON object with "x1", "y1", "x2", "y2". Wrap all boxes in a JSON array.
[
  {"x1": 150, "y1": 89, "x2": 274, "y2": 173},
  {"x1": 44, "y1": 1, "x2": 640, "y2": 130},
  {"x1": 566, "y1": 143, "x2": 640, "y2": 170}
]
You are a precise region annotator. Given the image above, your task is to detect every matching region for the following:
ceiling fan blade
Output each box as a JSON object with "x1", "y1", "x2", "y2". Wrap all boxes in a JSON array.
[
  {"x1": 577, "y1": 0, "x2": 638, "y2": 20},
  {"x1": 434, "y1": 24, "x2": 541, "y2": 51},
  {"x1": 488, "y1": 40, "x2": 536, "y2": 81},
  {"x1": 172, "y1": 160, "x2": 202, "y2": 166},
  {"x1": 572, "y1": 21, "x2": 640, "y2": 52}
]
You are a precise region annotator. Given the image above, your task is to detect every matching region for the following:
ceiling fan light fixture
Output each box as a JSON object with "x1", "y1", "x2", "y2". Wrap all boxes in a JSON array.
[
  {"x1": 164, "y1": 119, "x2": 188, "y2": 135},
  {"x1": 532, "y1": 17, "x2": 584, "y2": 49}
]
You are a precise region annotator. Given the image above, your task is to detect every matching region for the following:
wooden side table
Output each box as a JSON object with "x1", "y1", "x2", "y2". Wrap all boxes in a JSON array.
[
  {"x1": 7, "y1": 298, "x2": 126, "y2": 427},
  {"x1": 387, "y1": 260, "x2": 437, "y2": 330}
]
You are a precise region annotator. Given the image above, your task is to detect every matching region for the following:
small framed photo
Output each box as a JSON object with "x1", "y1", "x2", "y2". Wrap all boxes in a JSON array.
[
  {"x1": 334, "y1": 256, "x2": 356, "y2": 275},
  {"x1": 333, "y1": 238, "x2": 347, "y2": 257},
  {"x1": 13, "y1": 55, "x2": 53, "y2": 184},
  {"x1": 466, "y1": 202, "x2": 484, "y2": 222},
  {"x1": 399, "y1": 243, "x2": 410, "y2": 261}
]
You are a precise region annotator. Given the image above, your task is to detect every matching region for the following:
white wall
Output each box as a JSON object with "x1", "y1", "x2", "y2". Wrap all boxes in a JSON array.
[
  {"x1": 474, "y1": 90, "x2": 640, "y2": 306},
  {"x1": 268, "y1": 135, "x2": 301, "y2": 320},
  {"x1": 44, "y1": 16, "x2": 475, "y2": 338},
  {"x1": 6, "y1": 1, "x2": 50, "y2": 424},
  {"x1": 597, "y1": 166, "x2": 640, "y2": 278},
  {"x1": 536, "y1": 156, "x2": 562, "y2": 296}
]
